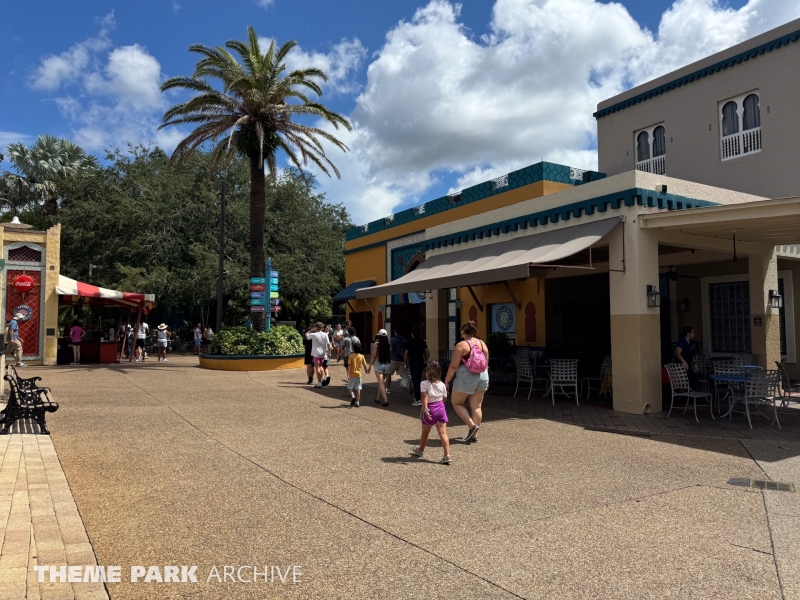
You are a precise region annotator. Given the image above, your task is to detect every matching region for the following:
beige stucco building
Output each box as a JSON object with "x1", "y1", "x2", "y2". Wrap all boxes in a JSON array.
[{"x1": 340, "y1": 18, "x2": 800, "y2": 415}]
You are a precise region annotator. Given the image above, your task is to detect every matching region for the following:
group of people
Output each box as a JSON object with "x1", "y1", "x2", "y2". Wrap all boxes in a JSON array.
[
  {"x1": 119, "y1": 321, "x2": 175, "y2": 362},
  {"x1": 305, "y1": 319, "x2": 489, "y2": 465}
]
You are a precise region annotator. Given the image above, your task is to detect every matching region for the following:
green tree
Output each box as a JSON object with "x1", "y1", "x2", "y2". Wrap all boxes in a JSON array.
[
  {"x1": 1, "y1": 134, "x2": 98, "y2": 215},
  {"x1": 158, "y1": 26, "x2": 351, "y2": 330}
]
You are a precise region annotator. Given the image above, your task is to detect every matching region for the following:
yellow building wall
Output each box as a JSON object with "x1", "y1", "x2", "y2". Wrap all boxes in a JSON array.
[
  {"x1": 457, "y1": 278, "x2": 546, "y2": 346},
  {"x1": 345, "y1": 180, "x2": 572, "y2": 252},
  {"x1": 1, "y1": 225, "x2": 61, "y2": 366},
  {"x1": 344, "y1": 244, "x2": 386, "y2": 335}
]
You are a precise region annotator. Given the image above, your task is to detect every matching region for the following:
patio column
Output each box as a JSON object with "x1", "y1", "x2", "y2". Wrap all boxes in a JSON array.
[
  {"x1": 609, "y1": 218, "x2": 662, "y2": 414},
  {"x1": 748, "y1": 247, "x2": 781, "y2": 369},
  {"x1": 425, "y1": 289, "x2": 450, "y2": 355}
]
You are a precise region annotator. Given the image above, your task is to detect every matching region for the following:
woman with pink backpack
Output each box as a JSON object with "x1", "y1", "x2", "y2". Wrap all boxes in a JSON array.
[{"x1": 444, "y1": 320, "x2": 489, "y2": 443}]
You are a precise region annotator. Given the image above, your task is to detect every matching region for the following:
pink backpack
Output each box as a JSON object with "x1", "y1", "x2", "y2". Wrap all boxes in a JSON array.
[{"x1": 462, "y1": 339, "x2": 488, "y2": 374}]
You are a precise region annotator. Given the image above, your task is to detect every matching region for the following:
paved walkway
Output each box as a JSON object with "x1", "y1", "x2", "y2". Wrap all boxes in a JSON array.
[
  {"x1": 0, "y1": 434, "x2": 108, "y2": 600},
  {"x1": 0, "y1": 356, "x2": 798, "y2": 599}
]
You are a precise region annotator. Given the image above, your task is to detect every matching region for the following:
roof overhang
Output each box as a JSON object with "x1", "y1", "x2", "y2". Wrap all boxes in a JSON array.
[{"x1": 639, "y1": 196, "x2": 800, "y2": 245}]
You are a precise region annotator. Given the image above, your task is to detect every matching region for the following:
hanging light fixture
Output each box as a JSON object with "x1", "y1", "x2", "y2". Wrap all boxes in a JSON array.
[
  {"x1": 769, "y1": 290, "x2": 783, "y2": 309},
  {"x1": 647, "y1": 285, "x2": 660, "y2": 308}
]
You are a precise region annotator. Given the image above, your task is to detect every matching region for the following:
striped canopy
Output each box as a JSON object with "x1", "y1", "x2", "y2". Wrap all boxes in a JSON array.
[{"x1": 55, "y1": 275, "x2": 155, "y2": 312}]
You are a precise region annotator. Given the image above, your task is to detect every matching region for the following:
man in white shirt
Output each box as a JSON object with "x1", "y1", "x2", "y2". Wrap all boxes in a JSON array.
[
  {"x1": 306, "y1": 322, "x2": 332, "y2": 388},
  {"x1": 194, "y1": 323, "x2": 203, "y2": 355},
  {"x1": 135, "y1": 321, "x2": 150, "y2": 362}
]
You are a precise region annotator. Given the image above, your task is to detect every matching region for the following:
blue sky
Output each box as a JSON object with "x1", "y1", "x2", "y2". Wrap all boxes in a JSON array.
[{"x1": 1, "y1": 0, "x2": 794, "y2": 223}]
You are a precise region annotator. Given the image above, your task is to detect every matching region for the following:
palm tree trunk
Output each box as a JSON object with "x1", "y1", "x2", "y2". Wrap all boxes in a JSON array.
[{"x1": 249, "y1": 154, "x2": 267, "y2": 332}]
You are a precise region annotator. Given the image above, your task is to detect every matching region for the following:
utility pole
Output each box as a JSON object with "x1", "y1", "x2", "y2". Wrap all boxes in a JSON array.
[{"x1": 216, "y1": 182, "x2": 226, "y2": 333}]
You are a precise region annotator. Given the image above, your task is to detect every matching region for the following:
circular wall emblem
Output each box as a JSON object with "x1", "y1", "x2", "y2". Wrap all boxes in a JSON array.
[
  {"x1": 12, "y1": 304, "x2": 34, "y2": 322},
  {"x1": 494, "y1": 305, "x2": 514, "y2": 331},
  {"x1": 13, "y1": 275, "x2": 35, "y2": 292}
]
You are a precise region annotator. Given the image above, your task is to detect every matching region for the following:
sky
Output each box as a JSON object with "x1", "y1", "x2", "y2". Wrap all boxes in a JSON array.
[{"x1": 2, "y1": 0, "x2": 799, "y2": 224}]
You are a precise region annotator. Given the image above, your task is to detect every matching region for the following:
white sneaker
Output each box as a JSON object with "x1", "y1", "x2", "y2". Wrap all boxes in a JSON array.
[
  {"x1": 315, "y1": 383, "x2": 322, "y2": 388},
  {"x1": 163, "y1": 359, "x2": 168, "y2": 362},
  {"x1": 17, "y1": 362, "x2": 27, "y2": 367},
  {"x1": 411, "y1": 400, "x2": 422, "y2": 407}
]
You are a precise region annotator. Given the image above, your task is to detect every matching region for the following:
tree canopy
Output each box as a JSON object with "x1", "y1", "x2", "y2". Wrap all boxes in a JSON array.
[{"x1": 53, "y1": 145, "x2": 349, "y2": 327}]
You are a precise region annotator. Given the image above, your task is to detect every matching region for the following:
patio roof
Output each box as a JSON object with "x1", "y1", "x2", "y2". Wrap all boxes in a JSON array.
[{"x1": 639, "y1": 196, "x2": 800, "y2": 245}]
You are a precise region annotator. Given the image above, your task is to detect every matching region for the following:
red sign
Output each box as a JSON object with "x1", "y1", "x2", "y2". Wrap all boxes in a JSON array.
[
  {"x1": 250, "y1": 284, "x2": 266, "y2": 292},
  {"x1": 13, "y1": 275, "x2": 35, "y2": 293}
]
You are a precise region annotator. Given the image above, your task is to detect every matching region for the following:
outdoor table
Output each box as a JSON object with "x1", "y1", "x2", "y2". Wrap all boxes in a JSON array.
[
  {"x1": 742, "y1": 365, "x2": 763, "y2": 370},
  {"x1": 710, "y1": 373, "x2": 747, "y2": 418}
]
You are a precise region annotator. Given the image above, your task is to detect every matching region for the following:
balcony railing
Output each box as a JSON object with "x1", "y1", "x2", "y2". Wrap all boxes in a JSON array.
[
  {"x1": 721, "y1": 127, "x2": 762, "y2": 161},
  {"x1": 636, "y1": 155, "x2": 666, "y2": 175}
]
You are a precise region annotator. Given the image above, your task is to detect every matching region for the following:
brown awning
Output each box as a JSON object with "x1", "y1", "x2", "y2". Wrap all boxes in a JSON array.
[{"x1": 356, "y1": 216, "x2": 622, "y2": 299}]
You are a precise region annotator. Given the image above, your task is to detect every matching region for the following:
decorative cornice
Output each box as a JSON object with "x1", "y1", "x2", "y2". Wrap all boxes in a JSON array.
[
  {"x1": 422, "y1": 188, "x2": 718, "y2": 251},
  {"x1": 594, "y1": 28, "x2": 800, "y2": 120}
]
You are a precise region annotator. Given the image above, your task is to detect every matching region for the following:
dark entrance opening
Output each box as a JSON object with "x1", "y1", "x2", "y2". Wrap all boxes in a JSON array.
[
  {"x1": 349, "y1": 311, "x2": 373, "y2": 344},
  {"x1": 388, "y1": 303, "x2": 426, "y2": 339},
  {"x1": 545, "y1": 273, "x2": 611, "y2": 376}
]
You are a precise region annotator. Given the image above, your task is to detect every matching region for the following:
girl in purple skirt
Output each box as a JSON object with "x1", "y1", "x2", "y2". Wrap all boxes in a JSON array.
[{"x1": 411, "y1": 362, "x2": 452, "y2": 464}]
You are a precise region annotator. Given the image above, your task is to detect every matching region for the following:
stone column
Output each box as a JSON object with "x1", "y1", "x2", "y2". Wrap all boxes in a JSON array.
[
  {"x1": 425, "y1": 290, "x2": 450, "y2": 356},
  {"x1": 609, "y1": 216, "x2": 662, "y2": 414},
  {"x1": 748, "y1": 247, "x2": 781, "y2": 369}
]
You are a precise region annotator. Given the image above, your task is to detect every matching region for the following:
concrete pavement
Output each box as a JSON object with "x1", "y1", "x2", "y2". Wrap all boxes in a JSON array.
[{"x1": 1, "y1": 355, "x2": 798, "y2": 598}]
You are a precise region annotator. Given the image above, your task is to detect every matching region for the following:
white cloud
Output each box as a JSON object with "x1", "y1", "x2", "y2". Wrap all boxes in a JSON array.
[
  {"x1": 30, "y1": 14, "x2": 181, "y2": 153},
  {"x1": 257, "y1": 0, "x2": 275, "y2": 8},
  {"x1": 310, "y1": 0, "x2": 800, "y2": 223}
]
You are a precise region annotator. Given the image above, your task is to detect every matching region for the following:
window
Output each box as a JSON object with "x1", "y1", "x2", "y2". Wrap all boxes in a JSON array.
[
  {"x1": 719, "y1": 90, "x2": 762, "y2": 161},
  {"x1": 709, "y1": 282, "x2": 751, "y2": 353},
  {"x1": 633, "y1": 123, "x2": 666, "y2": 175}
]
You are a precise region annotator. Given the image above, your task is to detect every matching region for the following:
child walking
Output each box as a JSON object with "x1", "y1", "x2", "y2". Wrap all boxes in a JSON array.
[
  {"x1": 347, "y1": 342, "x2": 366, "y2": 407},
  {"x1": 411, "y1": 362, "x2": 452, "y2": 464}
]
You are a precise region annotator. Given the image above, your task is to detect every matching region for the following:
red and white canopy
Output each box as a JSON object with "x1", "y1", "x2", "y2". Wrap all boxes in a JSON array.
[{"x1": 55, "y1": 275, "x2": 155, "y2": 312}]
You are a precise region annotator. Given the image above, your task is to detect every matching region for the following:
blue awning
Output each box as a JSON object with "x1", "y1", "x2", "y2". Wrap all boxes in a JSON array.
[{"x1": 333, "y1": 280, "x2": 376, "y2": 302}]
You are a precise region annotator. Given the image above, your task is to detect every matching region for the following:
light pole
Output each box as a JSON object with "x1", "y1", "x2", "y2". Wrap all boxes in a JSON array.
[{"x1": 216, "y1": 182, "x2": 226, "y2": 333}]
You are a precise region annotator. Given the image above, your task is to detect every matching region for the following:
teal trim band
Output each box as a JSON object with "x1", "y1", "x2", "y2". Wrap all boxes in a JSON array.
[
  {"x1": 422, "y1": 187, "x2": 719, "y2": 251},
  {"x1": 199, "y1": 353, "x2": 305, "y2": 359},
  {"x1": 595, "y1": 28, "x2": 800, "y2": 119},
  {"x1": 344, "y1": 229, "x2": 426, "y2": 255},
  {"x1": 345, "y1": 161, "x2": 605, "y2": 242}
]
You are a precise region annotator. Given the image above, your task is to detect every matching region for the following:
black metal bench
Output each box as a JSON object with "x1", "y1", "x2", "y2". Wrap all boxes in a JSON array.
[{"x1": 0, "y1": 367, "x2": 59, "y2": 435}]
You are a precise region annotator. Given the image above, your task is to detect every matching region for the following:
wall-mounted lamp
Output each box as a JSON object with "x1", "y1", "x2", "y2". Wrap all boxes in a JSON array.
[
  {"x1": 647, "y1": 285, "x2": 660, "y2": 308},
  {"x1": 769, "y1": 290, "x2": 784, "y2": 309},
  {"x1": 678, "y1": 298, "x2": 691, "y2": 312}
]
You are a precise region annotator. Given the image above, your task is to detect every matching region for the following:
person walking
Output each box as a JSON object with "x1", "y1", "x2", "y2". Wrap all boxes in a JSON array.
[
  {"x1": 322, "y1": 325, "x2": 333, "y2": 385},
  {"x1": 193, "y1": 323, "x2": 203, "y2": 355},
  {"x1": 404, "y1": 324, "x2": 430, "y2": 407},
  {"x1": 444, "y1": 320, "x2": 489, "y2": 443},
  {"x1": 411, "y1": 362, "x2": 451, "y2": 464},
  {"x1": 306, "y1": 322, "x2": 332, "y2": 388},
  {"x1": 387, "y1": 327, "x2": 407, "y2": 393},
  {"x1": 156, "y1": 324, "x2": 170, "y2": 362},
  {"x1": 303, "y1": 327, "x2": 314, "y2": 384},
  {"x1": 368, "y1": 329, "x2": 391, "y2": 406},
  {"x1": 205, "y1": 327, "x2": 215, "y2": 344},
  {"x1": 344, "y1": 326, "x2": 361, "y2": 373},
  {"x1": 333, "y1": 324, "x2": 345, "y2": 361},
  {"x1": 124, "y1": 325, "x2": 133, "y2": 359},
  {"x1": 346, "y1": 341, "x2": 367, "y2": 407},
  {"x1": 69, "y1": 320, "x2": 86, "y2": 365},
  {"x1": 5, "y1": 313, "x2": 26, "y2": 367},
  {"x1": 135, "y1": 321, "x2": 150, "y2": 362},
  {"x1": 674, "y1": 326, "x2": 699, "y2": 389}
]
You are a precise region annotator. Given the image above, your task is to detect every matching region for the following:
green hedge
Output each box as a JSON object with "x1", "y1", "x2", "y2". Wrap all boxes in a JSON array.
[{"x1": 209, "y1": 326, "x2": 304, "y2": 356}]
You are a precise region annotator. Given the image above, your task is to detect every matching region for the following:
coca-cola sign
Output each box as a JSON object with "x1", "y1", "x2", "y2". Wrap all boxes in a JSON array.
[{"x1": 13, "y1": 275, "x2": 35, "y2": 292}]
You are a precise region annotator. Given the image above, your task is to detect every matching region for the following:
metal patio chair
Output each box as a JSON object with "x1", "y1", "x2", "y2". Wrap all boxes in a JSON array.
[
  {"x1": 664, "y1": 363, "x2": 714, "y2": 422},
  {"x1": 712, "y1": 361, "x2": 744, "y2": 414},
  {"x1": 581, "y1": 355, "x2": 611, "y2": 399},
  {"x1": 512, "y1": 354, "x2": 549, "y2": 401},
  {"x1": 732, "y1": 353, "x2": 759, "y2": 367},
  {"x1": 438, "y1": 350, "x2": 453, "y2": 366},
  {"x1": 775, "y1": 360, "x2": 800, "y2": 414},
  {"x1": 692, "y1": 353, "x2": 710, "y2": 393},
  {"x1": 728, "y1": 370, "x2": 782, "y2": 429},
  {"x1": 550, "y1": 359, "x2": 579, "y2": 406}
]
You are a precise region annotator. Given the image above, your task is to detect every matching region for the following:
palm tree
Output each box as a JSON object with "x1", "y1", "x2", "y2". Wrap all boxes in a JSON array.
[
  {"x1": 1, "y1": 134, "x2": 98, "y2": 215},
  {"x1": 159, "y1": 26, "x2": 352, "y2": 331}
]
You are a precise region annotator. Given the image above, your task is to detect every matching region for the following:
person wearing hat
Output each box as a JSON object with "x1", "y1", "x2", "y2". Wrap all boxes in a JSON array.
[
  {"x1": 156, "y1": 323, "x2": 171, "y2": 363},
  {"x1": 69, "y1": 320, "x2": 86, "y2": 365},
  {"x1": 367, "y1": 329, "x2": 392, "y2": 406},
  {"x1": 5, "y1": 313, "x2": 26, "y2": 367}
]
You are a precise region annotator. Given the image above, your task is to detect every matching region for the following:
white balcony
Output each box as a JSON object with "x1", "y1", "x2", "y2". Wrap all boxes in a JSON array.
[
  {"x1": 721, "y1": 127, "x2": 762, "y2": 161},
  {"x1": 636, "y1": 155, "x2": 666, "y2": 175}
]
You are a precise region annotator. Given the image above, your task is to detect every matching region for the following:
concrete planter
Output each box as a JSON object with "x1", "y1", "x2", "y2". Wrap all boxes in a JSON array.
[{"x1": 199, "y1": 353, "x2": 305, "y2": 371}]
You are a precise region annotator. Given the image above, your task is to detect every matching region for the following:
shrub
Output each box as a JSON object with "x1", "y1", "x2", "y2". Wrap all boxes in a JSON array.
[{"x1": 209, "y1": 325, "x2": 304, "y2": 356}]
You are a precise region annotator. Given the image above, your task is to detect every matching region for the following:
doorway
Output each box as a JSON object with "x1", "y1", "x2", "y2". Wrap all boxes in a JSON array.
[
  {"x1": 388, "y1": 303, "x2": 426, "y2": 339},
  {"x1": 349, "y1": 311, "x2": 373, "y2": 344}
]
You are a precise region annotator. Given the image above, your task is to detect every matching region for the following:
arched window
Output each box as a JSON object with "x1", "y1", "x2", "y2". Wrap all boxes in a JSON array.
[
  {"x1": 722, "y1": 101, "x2": 739, "y2": 137},
  {"x1": 652, "y1": 125, "x2": 666, "y2": 157},
  {"x1": 743, "y1": 94, "x2": 761, "y2": 130},
  {"x1": 636, "y1": 131, "x2": 650, "y2": 162}
]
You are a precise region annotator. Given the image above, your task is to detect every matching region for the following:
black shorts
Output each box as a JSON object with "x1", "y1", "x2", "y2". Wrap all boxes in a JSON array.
[
  {"x1": 304, "y1": 355, "x2": 313, "y2": 365},
  {"x1": 71, "y1": 341, "x2": 81, "y2": 346},
  {"x1": 135, "y1": 339, "x2": 145, "y2": 348}
]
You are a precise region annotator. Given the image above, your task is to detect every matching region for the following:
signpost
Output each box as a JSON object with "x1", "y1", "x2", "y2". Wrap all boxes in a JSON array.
[{"x1": 249, "y1": 261, "x2": 279, "y2": 328}]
